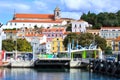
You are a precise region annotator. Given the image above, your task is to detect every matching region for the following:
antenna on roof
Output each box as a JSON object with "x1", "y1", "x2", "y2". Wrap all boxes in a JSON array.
[{"x1": 13, "y1": 9, "x2": 16, "y2": 20}]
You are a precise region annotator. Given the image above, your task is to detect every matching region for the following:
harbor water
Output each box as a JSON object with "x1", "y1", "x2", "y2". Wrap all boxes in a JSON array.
[{"x1": 0, "y1": 68, "x2": 119, "y2": 80}]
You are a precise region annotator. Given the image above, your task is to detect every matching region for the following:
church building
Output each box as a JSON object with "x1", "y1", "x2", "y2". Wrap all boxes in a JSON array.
[{"x1": 3, "y1": 7, "x2": 67, "y2": 29}]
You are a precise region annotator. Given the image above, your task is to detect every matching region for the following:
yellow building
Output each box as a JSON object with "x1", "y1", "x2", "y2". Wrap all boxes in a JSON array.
[
  {"x1": 113, "y1": 36, "x2": 120, "y2": 51},
  {"x1": 86, "y1": 29, "x2": 100, "y2": 35},
  {"x1": 106, "y1": 38, "x2": 114, "y2": 48},
  {"x1": 51, "y1": 38, "x2": 65, "y2": 53}
]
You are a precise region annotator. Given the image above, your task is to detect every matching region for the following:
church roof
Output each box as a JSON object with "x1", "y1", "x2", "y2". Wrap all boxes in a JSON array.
[
  {"x1": 9, "y1": 20, "x2": 62, "y2": 23},
  {"x1": 14, "y1": 14, "x2": 54, "y2": 19}
]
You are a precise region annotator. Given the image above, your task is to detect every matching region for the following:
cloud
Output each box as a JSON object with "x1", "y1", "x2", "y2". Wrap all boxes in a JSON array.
[
  {"x1": 61, "y1": 12, "x2": 82, "y2": 20},
  {"x1": 33, "y1": 0, "x2": 48, "y2": 10},
  {"x1": 0, "y1": 1, "x2": 31, "y2": 12},
  {"x1": 61, "y1": 0, "x2": 120, "y2": 13}
]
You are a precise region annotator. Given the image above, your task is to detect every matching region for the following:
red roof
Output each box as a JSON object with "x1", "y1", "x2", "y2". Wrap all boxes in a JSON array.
[
  {"x1": 42, "y1": 27, "x2": 65, "y2": 32},
  {"x1": 9, "y1": 20, "x2": 62, "y2": 23},
  {"x1": 25, "y1": 34, "x2": 44, "y2": 37},
  {"x1": 101, "y1": 27, "x2": 120, "y2": 29},
  {"x1": 4, "y1": 30, "x2": 18, "y2": 33},
  {"x1": 114, "y1": 36, "x2": 120, "y2": 41},
  {"x1": 14, "y1": 14, "x2": 54, "y2": 19}
]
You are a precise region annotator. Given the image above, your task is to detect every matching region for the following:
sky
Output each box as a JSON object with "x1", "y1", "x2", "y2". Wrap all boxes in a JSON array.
[{"x1": 0, "y1": 0, "x2": 120, "y2": 24}]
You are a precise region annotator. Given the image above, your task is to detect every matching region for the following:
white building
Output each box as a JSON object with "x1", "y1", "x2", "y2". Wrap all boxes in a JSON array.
[
  {"x1": 71, "y1": 20, "x2": 91, "y2": 33},
  {"x1": 2, "y1": 7, "x2": 67, "y2": 29},
  {"x1": 17, "y1": 28, "x2": 47, "y2": 44},
  {"x1": 39, "y1": 42, "x2": 51, "y2": 54},
  {"x1": 100, "y1": 27, "x2": 120, "y2": 39}
]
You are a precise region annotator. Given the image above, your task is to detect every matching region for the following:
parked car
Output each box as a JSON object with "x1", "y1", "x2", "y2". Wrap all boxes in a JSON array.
[{"x1": 106, "y1": 56, "x2": 116, "y2": 61}]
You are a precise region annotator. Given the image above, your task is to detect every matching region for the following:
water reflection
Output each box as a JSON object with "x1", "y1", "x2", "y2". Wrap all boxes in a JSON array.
[{"x1": 0, "y1": 68, "x2": 119, "y2": 80}]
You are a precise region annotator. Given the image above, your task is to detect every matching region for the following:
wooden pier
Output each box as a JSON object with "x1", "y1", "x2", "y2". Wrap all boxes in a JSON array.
[{"x1": 89, "y1": 59, "x2": 120, "y2": 77}]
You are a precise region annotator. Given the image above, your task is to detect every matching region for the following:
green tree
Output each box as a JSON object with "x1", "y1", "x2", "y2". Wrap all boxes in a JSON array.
[
  {"x1": 81, "y1": 11, "x2": 120, "y2": 28},
  {"x1": 66, "y1": 24, "x2": 72, "y2": 31},
  {"x1": 95, "y1": 35, "x2": 107, "y2": 50},
  {"x1": 34, "y1": 25, "x2": 38, "y2": 29},
  {"x1": 92, "y1": 23, "x2": 102, "y2": 29},
  {"x1": 63, "y1": 33, "x2": 107, "y2": 50},
  {"x1": 2, "y1": 38, "x2": 32, "y2": 52},
  {"x1": 17, "y1": 39, "x2": 32, "y2": 52},
  {"x1": 78, "y1": 33, "x2": 93, "y2": 47},
  {"x1": 2, "y1": 39, "x2": 15, "y2": 51},
  {"x1": 63, "y1": 33, "x2": 80, "y2": 49},
  {"x1": 104, "y1": 46, "x2": 112, "y2": 55}
]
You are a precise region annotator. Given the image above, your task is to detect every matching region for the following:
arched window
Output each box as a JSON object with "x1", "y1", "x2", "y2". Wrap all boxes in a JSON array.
[{"x1": 57, "y1": 12, "x2": 59, "y2": 16}]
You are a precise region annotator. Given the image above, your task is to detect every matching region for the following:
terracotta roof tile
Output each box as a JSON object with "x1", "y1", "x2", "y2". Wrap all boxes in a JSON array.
[
  {"x1": 101, "y1": 27, "x2": 120, "y2": 29},
  {"x1": 114, "y1": 36, "x2": 120, "y2": 41},
  {"x1": 42, "y1": 27, "x2": 65, "y2": 32},
  {"x1": 15, "y1": 14, "x2": 54, "y2": 19},
  {"x1": 4, "y1": 30, "x2": 18, "y2": 33},
  {"x1": 19, "y1": 34, "x2": 44, "y2": 37}
]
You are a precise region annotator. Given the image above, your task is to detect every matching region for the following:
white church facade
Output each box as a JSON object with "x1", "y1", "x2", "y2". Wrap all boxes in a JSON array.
[{"x1": 2, "y1": 7, "x2": 67, "y2": 29}]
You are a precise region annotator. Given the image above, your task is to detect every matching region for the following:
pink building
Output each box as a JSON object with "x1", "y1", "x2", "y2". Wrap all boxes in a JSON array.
[{"x1": 41, "y1": 27, "x2": 66, "y2": 42}]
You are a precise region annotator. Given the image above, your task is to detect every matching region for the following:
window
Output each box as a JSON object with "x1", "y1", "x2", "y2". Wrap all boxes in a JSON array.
[
  {"x1": 15, "y1": 23, "x2": 16, "y2": 26},
  {"x1": 48, "y1": 45, "x2": 49, "y2": 47},
  {"x1": 57, "y1": 12, "x2": 59, "y2": 16},
  {"x1": 29, "y1": 24, "x2": 31, "y2": 26},
  {"x1": 52, "y1": 34, "x2": 54, "y2": 37},
  {"x1": 75, "y1": 24, "x2": 77, "y2": 28},
  {"x1": 48, "y1": 34, "x2": 50, "y2": 37},
  {"x1": 59, "y1": 34, "x2": 61, "y2": 37},
  {"x1": 79, "y1": 24, "x2": 81, "y2": 28},
  {"x1": 10, "y1": 23, "x2": 12, "y2": 26}
]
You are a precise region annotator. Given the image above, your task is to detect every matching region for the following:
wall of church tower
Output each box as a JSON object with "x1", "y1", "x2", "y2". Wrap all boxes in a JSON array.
[{"x1": 54, "y1": 7, "x2": 61, "y2": 20}]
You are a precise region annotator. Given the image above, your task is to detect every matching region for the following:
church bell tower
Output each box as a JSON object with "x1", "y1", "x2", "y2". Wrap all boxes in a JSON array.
[{"x1": 54, "y1": 6, "x2": 61, "y2": 20}]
